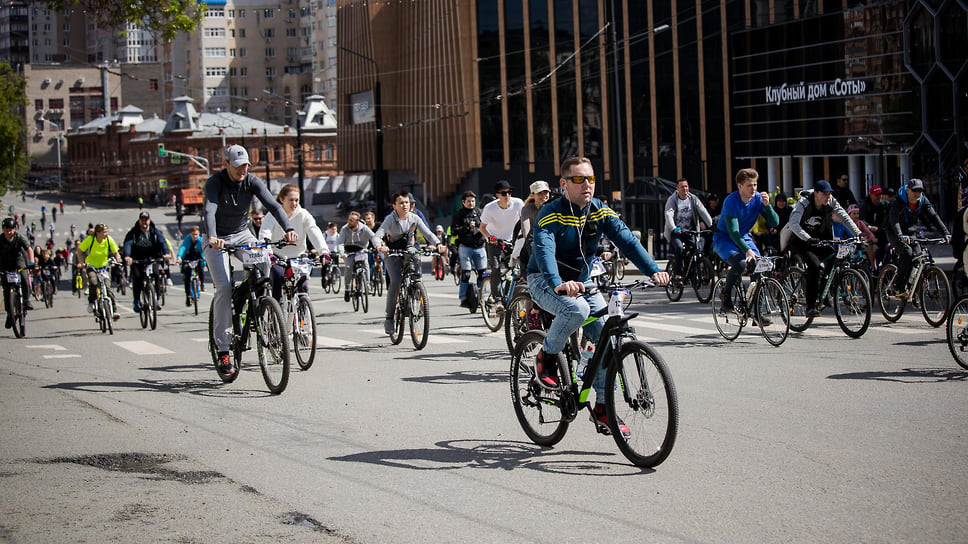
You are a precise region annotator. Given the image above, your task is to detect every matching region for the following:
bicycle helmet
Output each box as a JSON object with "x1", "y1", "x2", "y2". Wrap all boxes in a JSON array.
[{"x1": 2, "y1": 217, "x2": 16, "y2": 229}]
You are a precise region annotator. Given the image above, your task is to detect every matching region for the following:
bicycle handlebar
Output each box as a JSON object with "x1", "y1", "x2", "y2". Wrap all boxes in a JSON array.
[{"x1": 221, "y1": 240, "x2": 293, "y2": 253}]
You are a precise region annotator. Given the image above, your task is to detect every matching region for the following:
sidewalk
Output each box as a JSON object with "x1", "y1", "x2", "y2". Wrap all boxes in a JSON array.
[{"x1": 0, "y1": 372, "x2": 351, "y2": 543}]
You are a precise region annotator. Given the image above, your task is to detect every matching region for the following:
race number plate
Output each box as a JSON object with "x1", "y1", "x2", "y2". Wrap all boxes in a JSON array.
[
  {"x1": 242, "y1": 247, "x2": 269, "y2": 265},
  {"x1": 836, "y1": 244, "x2": 850, "y2": 259},
  {"x1": 754, "y1": 258, "x2": 774, "y2": 273},
  {"x1": 5, "y1": 272, "x2": 20, "y2": 284}
]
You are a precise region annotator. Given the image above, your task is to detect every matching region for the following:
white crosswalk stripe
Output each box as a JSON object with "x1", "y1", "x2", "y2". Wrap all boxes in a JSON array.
[{"x1": 113, "y1": 340, "x2": 175, "y2": 355}]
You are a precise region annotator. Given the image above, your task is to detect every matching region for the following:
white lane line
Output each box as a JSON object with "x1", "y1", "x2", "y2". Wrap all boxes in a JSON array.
[
  {"x1": 631, "y1": 317, "x2": 715, "y2": 336},
  {"x1": 315, "y1": 336, "x2": 361, "y2": 348},
  {"x1": 113, "y1": 340, "x2": 175, "y2": 355},
  {"x1": 26, "y1": 344, "x2": 66, "y2": 351},
  {"x1": 43, "y1": 354, "x2": 82, "y2": 359}
]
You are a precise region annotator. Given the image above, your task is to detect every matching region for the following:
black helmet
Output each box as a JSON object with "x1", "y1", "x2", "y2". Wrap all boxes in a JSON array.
[{"x1": 2, "y1": 217, "x2": 16, "y2": 229}]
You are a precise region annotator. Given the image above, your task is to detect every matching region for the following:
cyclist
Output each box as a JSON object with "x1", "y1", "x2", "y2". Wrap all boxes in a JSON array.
[
  {"x1": 511, "y1": 180, "x2": 552, "y2": 270},
  {"x1": 712, "y1": 168, "x2": 779, "y2": 313},
  {"x1": 337, "y1": 210, "x2": 379, "y2": 302},
  {"x1": 257, "y1": 183, "x2": 329, "y2": 303},
  {"x1": 885, "y1": 178, "x2": 951, "y2": 298},
  {"x1": 203, "y1": 145, "x2": 297, "y2": 376},
  {"x1": 782, "y1": 179, "x2": 862, "y2": 317},
  {"x1": 480, "y1": 181, "x2": 524, "y2": 312},
  {"x1": 123, "y1": 211, "x2": 176, "y2": 313},
  {"x1": 0, "y1": 217, "x2": 35, "y2": 328},
  {"x1": 76, "y1": 223, "x2": 120, "y2": 320},
  {"x1": 177, "y1": 225, "x2": 206, "y2": 306},
  {"x1": 363, "y1": 211, "x2": 382, "y2": 283},
  {"x1": 375, "y1": 192, "x2": 447, "y2": 335},
  {"x1": 663, "y1": 177, "x2": 713, "y2": 281},
  {"x1": 528, "y1": 157, "x2": 668, "y2": 435},
  {"x1": 451, "y1": 190, "x2": 487, "y2": 310}
]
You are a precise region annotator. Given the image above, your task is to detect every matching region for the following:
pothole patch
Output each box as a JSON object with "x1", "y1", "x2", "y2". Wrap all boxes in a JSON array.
[
  {"x1": 283, "y1": 512, "x2": 339, "y2": 535},
  {"x1": 38, "y1": 453, "x2": 224, "y2": 484}
]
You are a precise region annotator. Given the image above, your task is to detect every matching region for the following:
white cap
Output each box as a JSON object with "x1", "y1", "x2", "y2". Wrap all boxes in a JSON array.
[
  {"x1": 530, "y1": 180, "x2": 550, "y2": 193},
  {"x1": 224, "y1": 145, "x2": 250, "y2": 167}
]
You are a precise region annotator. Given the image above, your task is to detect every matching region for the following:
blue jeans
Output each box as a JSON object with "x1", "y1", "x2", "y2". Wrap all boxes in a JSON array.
[
  {"x1": 527, "y1": 272, "x2": 608, "y2": 395},
  {"x1": 458, "y1": 245, "x2": 486, "y2": 302}
]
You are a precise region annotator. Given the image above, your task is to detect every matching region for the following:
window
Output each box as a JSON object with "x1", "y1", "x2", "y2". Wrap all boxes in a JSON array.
[
  {"x1": 34, "y1": 99, "x2": 43, "y2": 110},
  {"x1": 287, "y1": 47, "x2": 296, "y2": 59},
  {"x1": 239, "y1": 48, "x2": 246, "y2": 57},
  {"x1": 204, "y1": 47, "x2": 226, "y2": 57},
  {"x1": 149, "y1": 79, "x2": 158, "y2": 91},
  {"x1": 229, "y1": 29, "x2": 235, "y2": 37},
  {"x1": 228, "y1": 9, "x2": 234, "y2": 18},
  {"x1": 266, "y1": 67, "x2": 276, "y2": 78},
  {"x1": 205, "y1": 66, "x2": 228, "y2": 77},
  {"x1": 62, "y1": 38, "x2": 70, "y2": 46},
  {"x1": 204, "y1": 27, "x2": 225, "y2": 37},
  {"x1": 265, "y1": 47, "x2": 275, "y2": 58},
  {"x1": 264, "y1": 28, "x2": 274, "y2": 38},
  {"x1": 35, "y1": 119, "x2": 44, "y2": 131},
  {"x1": 287, "y1": 27, "x2": 297, "y2": 37},
  {"x1": 206, "y1": 7, "x2": 224, "y2": 18},
  {"x1": 238, "y1": 9, "x2": 245, "y2": 18},
  {"x1": 239, "y1": 28, "x2": 245, "y2": 38},
  {"x1": 62, "y1": 23, "x2": 69, "y2": 31},
  {"x1": 48, "y1": 98, "x2": 64, "y2": 110},
  {"x1": 230, "y1": 48, "x2": 236, "y2": 57},
  {"x1": 206, "y1": 87, "x2": 228, "y2": 97},
  {"x1": 239, "y1": 67, "x2": 247, "y2": 77},
  {"x1": 264, "y1": 8, "x2": 275, "y2": 18}
]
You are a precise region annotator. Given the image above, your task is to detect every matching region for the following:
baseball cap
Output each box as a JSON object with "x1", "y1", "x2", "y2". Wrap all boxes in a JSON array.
[
  {"x1": 139, "y1": 211, "x2": 150, "y2": 219},
  {"x1": 530, "y1": 180, "x2": 550, "y2": 193},
  {"x1": 885, "y1": 187, "x2": 896, "y2": 196},
  {"x1": 814, "y1": 180, "x2": 833, "y2": 193},
  {"x1": 224, "y1": 144, "x2": 251, "y2": 167},
  {"x1": 495, "y1": 180, "x2": 511, "y2": 192},
  {"x1": 869, "y1": 185, "x2": 883, "y2": 196},
  {"x1": 908, "y1": 178, "x2": 925, "y2": 190},
  {"x1": 2, "y1": 217, "x2": 16, "y2": 229},
  {"x1": 435, "y1": 224, "x2": 444, "y2": 232}
]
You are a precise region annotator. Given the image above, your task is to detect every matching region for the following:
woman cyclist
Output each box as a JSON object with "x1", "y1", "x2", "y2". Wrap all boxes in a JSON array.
[{"x1": 258, "y1": 184, "x2": 329, "y2": 303}]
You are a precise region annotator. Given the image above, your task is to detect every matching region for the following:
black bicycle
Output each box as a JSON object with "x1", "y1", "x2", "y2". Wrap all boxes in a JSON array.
[
  {"x1": 876, "y1": 237, "x2": 951, "y2": 327},
  {"x1": 480, "y1": 239, "x2": 515, "y2": 332},
  {"x1": 781, "y1": 237, "x2": 872, "y2": 338},
  {"x1": 184, "y1": 260, "x2": 203, "y2": 316},
  {"x1": 510, "y1": 280, "x2": 678, "y2": 468},
  {"x1": 207, "y1": 241, "x2": 292, "y2": 394},
  {"x1": 2, "y1": 267, "x2": 31, "y2": 338},
  {"x1": 320, "y1": 256, "x2": 342, "y2": 294},
  {"x1": 130, "y1": 258, "x2": 165, "y2": 330},
  {"x1": 279, "y1": 254, "x2": 317, "y2": 371},
  {"x1": 711, "y1": 256, "x2": 790, "y2": 346},
  {"x1": 664, "y1": 230, "x2": 715, "y2": 303},
  {"x1": 387, "y1": 247, "x2": 437, "y2": 350},
  {"x1": 347, "y1": 249, "x2": 371, "y2": 313}
]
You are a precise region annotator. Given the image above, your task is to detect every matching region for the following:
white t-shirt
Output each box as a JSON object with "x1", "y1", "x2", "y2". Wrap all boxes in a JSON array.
[{"x1": 480, "y1": 198, "x2": 524, "y2": 240}]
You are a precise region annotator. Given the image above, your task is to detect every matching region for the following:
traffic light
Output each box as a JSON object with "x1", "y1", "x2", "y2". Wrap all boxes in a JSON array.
[{"x1": 157, "y1": 143, "x2": 168, "y2": 157}]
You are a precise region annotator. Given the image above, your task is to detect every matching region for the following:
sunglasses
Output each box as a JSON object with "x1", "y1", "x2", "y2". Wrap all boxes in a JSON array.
[
  {"x1": 911, "y1": 188, "x2": 924, "y2": 193},
  {"x1": 566, "y1": 176, "x2": 596, "y2": 184},
  {"x1": 497, "y1": 191, "x2": 511, "y2": 196}
]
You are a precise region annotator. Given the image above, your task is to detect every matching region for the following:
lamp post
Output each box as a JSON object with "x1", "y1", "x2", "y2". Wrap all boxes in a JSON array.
[
  {"x1": 261, "y1": 91, "x2": 307, "y2": 207},
  {"x1": 41, "y1": 113, "x2": 63, "y2": 187},
  {"x1": 339, "y1": 45, "x2": 385, "y2": 213}
]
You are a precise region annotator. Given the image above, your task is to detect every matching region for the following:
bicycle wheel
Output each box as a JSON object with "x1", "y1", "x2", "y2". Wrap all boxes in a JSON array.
[
  {"x1": 155, "y1": 278, "x2": 166, "y2": 307},
  {"x1": 9, "y1": 292, "x2": 24, "y2": 338},
  {"x1": 833, "y1": 269, "x2": 871, "y2": 338},
  {"x1": 615, "y1": 258, "x2": 626, "y2": 280},
  {"x1": 139, "y1": 287, "x2": 149, "y2": 328},
  {"x1": 255, "y1": 297, "x2": 291, "y2": 394},
  {"x1": 103, "y1": 297, "x2": 114, "y2": 335},
  {"x1": 481, "y1": 289, "x2": 504, "y2": 332},
  {"x1": 351, "y1": 275, "x2": 360, "y2": 312},
  {"x1": 321, "y1": 267, "x2": 331, "y2": 293},
  {"x1": 919, "y1": 265, "x2": 951, "y2": 328},
  {"x1": 510, "y1": 330, "x2": 569, "y2": 446},
  {"x1": 118, "y1": 272, "x2": 126, "y2": 296},
  {"x1": 664, "y1": 259, "x2": 683, "y2": 302},
  {"x1": 945, "y1": 296, "x2": 968, "y2": 370},
  {"x1": 292, "y1": 293, "x2": 317, "y2": 370},
  {"x1": 409, "y1": 282, "x2": 430, "y2": 350},
  {"x1": 754, "y1": 278, "x2": 790, "y2": 347},
  {"x1": 505, "y1": 293, "x2": 535, "y2": 353},
  {"x1": 389, "y1": 293, "x2": 405, "y2": 345},
  {"x1": 605, "y1": 340, "x2": 678, "y2": 468},
  {"x1": 97, "y1": 299, "x2": 107, "y2": 333},
  {"x1": 330, "y1": 266, "x2": 342, "y2": 294},
  {"x1": 780, "y1": 267, "x2": 812, "y2": 332},
  {"x1": 876, "y1": 264, "x2": 905, "y2": 322},
  {"x1": 376, "y1": 269, "x2": 385, "y2": 297},
  {"x1": 146, "y1": 287, "x2": 158, "y2": 330},
  {"x1": 74, "y1": 273, "x2": 83, "y2": 297},
  {"x1": 693, "y1": 257, "x2": 714, "y2": 304},
  {"x1": 359, "y1": 272, "x2": 369, "y2": 313},
  {"x1": 711, "y1": 278, "x2": 743, "y2": 341},
  {"x1": 43, "y1": 280, "x2": 53, "y2": 308},
  {"x1": 452, "y1": 264, "x2": 460, "y2": 285},
  {"x1": 191, "y1": 276, "x2": 200, "y2": 315}
]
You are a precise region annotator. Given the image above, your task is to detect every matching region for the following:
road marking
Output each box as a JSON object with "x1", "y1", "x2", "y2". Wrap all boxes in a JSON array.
[
  {"x1": 631, "y1": 317, "x2": 715, "y2": 336},
  {"x1": 42, "y1": 354, "x2": 82, "y2": 359},
  {"x1": 26, "y1": 344, "x2": 66, "y2": 351},
  {"x1": 315, "y1": 335, "x2": 360, "y2": 348},
  {"x1": 113, "y1": 341, "x2": 175, "y2": 355}
]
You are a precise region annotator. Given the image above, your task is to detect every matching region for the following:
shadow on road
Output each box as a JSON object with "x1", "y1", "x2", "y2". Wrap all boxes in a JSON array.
[
  {"x1": 329, "y1": 439, "x2": 651, "y2": 476},
  {"x1": 827, "y1": 367, "x2": 968, "y2": 383},
  {"x1": 44, "y1": 378, "x2": 274, "y2": 398},
  {"x1": 401, "y1": 369, "x2": 506, "y2": 385}
]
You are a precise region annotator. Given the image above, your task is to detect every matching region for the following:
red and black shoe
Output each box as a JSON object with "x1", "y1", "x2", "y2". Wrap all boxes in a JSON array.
[
  {"x1": 591, "y1": 404, "x2": 630, "y2": 439},
  {"x1": 535, "y1": 349, "x2": 560, "y2": 390}
]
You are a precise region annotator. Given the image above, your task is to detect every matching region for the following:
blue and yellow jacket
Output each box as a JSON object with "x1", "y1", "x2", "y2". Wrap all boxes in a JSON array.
[{"x1": 527, "y1": 196, "x2": 660, "y2": 286}]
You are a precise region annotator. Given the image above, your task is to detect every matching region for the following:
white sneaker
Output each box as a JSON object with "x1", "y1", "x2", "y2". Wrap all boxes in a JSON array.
[
  {"x1": 87, "y1": 303, "x2": 94, "y2": 313},
  {"x1": 166, "y1": 278, "x2": 174, "y2": 286}
]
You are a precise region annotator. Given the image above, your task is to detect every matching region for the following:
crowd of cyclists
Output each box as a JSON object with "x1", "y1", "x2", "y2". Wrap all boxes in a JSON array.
[{"x1": 2, "y1": 148, "x2": 962, "y2": 379}]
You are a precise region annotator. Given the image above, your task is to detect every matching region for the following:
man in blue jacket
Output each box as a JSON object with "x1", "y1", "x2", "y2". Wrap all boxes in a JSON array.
[
  {"x1": 886, "y1": 178, "x2": 950, "y2": 297},
  {"x1": 527, "y1": 156, "x2": 669, "y2": 436},
  {"x1": 124, "y1": 211, "x2": 175, "y2": 312}
]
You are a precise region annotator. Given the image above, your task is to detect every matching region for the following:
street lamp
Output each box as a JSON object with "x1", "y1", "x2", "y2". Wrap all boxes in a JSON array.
[
  {"x1": 41, "y1": 112, "x2": 64, "y2": 187},
  {"x1": 261, "y1": 90, "x2": 308, "y2": 207},
  {"x1": 339, "y1": 45, "x2": 385, "y2": 213}
]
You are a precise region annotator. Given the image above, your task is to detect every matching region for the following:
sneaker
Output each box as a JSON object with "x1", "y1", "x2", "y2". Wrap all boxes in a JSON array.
[
  {"x1": 535, "y1": 349, "x2": 560, "y2": 389},
  {"x1": 805, "y1": 306, "x2": 822, "y2": 318},
  {"x1": 720, "y1": 295, "x2": 734, "y2": 313},
  {"x1": 23, "y1": 300, "x2": 34, "y2": 311},
  {"x1": 166, "y1": 278, "x2": 174, "y2": 286},
  {"x1": 87, "y1": 302, "x2": 95, "y2": 313},
  {"x1": 217, "y1": 353, "x2": 235, "y2": 376},
  {"x1": 384, "y1": 318, "x2": 394, "y2": 335},
  {"x1": 112, "y1": 311, "x2": 120, "y2": 321},
  {"x1": 344, "y1": 292, "x2": 350, "y2": 302},
  {"x1": 199, "y1": 285, "x2": 205, "y2": 292},
  {"x1": 154, "y1": 302, "x2": 162, "y2": 310},
  {"x1": 592, "y1": 404, "x2": 630, "y2": 438},
  {"x1": 133, "y1": 300, "x2": 141, "y2": 313},
  {"x1": 526, "y1": 311, "x2": 542, "y2": 330},
  {"x1": 186, "y1": 297, "x2": 192, "y2": 307},
  {"x1": 4, "y1": 317, "x2": 11, "y2": 329}
]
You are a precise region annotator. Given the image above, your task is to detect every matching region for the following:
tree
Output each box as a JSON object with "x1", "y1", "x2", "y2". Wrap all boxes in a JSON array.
[
  {"x1": 42, "y1": 0, "x2": 204, "y2": 43},
  {"x1": 0, "y1": 61, "x2": 29, "y2": 196}
]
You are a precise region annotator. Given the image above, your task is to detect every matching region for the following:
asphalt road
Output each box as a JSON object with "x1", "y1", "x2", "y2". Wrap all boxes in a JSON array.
[{"x1": 1, "y1": 193, "x2": 966, "y2": 543}]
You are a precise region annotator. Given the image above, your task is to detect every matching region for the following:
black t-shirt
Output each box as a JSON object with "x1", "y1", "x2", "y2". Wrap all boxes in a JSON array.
[
  {"x1": 0, "y1": 233, "x2": 30, "y2": 270},
  {"x1": 451, "y1": 207, "x2": 486, "y2": 248}
]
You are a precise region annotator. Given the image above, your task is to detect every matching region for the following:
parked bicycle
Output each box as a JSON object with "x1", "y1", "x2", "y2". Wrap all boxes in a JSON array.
[
  {"x1": 347, "y1": 249, "x2": 371, "y2": 313},
  {"x1": 876, "y1": 237, "x2": 951, "y2": 327},
  {"x1": 387, "y1": 247, "x2": 437, "y2": 350},
  {"x1": 711, "y1": 256, "x2": 790, "y2": 346},
  {"x1": 2, "y1": 266, "x2": 31, "y2": 338},
  {"x1": 664, "y1": 230, "x2": 715, "y2": 303},
  {"x1": 207, "y1": 241, "x2": 292, "y2": 394},
  {"x1": 279, "y1": 254, "x2": 317, "y2": 370},
  {"x1": 510, "y1": 280, "x2": 679, "y2": 468},
  {"x1": 781, "y1": 237, "x2": 872, "y2": 338}
]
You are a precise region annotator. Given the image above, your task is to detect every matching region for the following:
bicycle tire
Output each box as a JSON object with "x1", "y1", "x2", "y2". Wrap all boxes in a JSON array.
[
  {"x1": 615, "y1": 258, "x2": 626, "y2": 280},
  {"x1": 351, "y1": 275, "x2": 360, "y2": 312},
  {"x1": 98, "y1": 298, "x2": 107, "y2": 333},
  {"x1": 321, "y1": 267, "x2": 331, "y2": 293},
  {"x1": 664, "y1": 259, "x2": 683, "y2": 302},
  {"x1": 9, "y1": 292, "x2": 24, "y2": 338},
  {"x1": 693, "y1": 257, "x2": 714, "y2": 304},
  {"x1": 510, "y1": 330, "x2": 569, "y2": 446},
  {"x1": 376, "y1": 270, "x2": 385, "y2": 297},
  {"x1": 146, "y1": 287, "x2": 158, "y2": 330},
  {"x1": 118, "y1": 273, "x2": 126, "y2": 296},
  {"x1": 945, "y1": 296, "x2": 968, "y2": 370},
  {"x1": 255, "y1": 297, "x2": 291, "y2": 394},
  {"x1": 504, "y1": 293, "x2": 536, "y2": 353},
  {"x1": 389, "y1": 292, "x2": 405, "y2": 345},
  {"x1": 711, "y1": 279, "x2": 743, "y2": 341},
  {"x1": 191, "y1": 277, "x2": 200, "y2": 316},
  {"x1": 481, "y1": 291, "x2": 504, "y2": 332},
  {"x1": 605, "y1": 340, "x2": 679, "y2": 468},
  {"x1": 754, "y1": 277, "x2": 790, "y2": 347},
  {"x1": 876, "y1": 264, "x2": 905, "y2": 322},
  {"x1": 780, "y1": 267, "x2": 812, "y2": 332},
  {"x1": 155, "y1": 277, "x2": 166, "y2": 307},
  {"x1": 43, "y1": 280, "x2": 54, "y2": 308},
  {"x1": 409, "y1": 282, "x2": 430, "y2": 350},
  {"x1": 833, "y1": 268, "x2": 871, "y2": 338},
  {"x1": 919, "y1": 265, "x2": 951, "y2": 328},
  {"x1": 452, "y1": 264, "x2": 460, "y2": 285},
  {"x1": 292, "y1": 294, "x2": 317, "y2": 370},
  {"x1": 359, "y1": 271, "x2": 369, "y2": 313},
  {"x1": 331, "y1": 266, "x2": 342, "y2": 294},
  {"x1": 103, "y1": 297, "x2": 114, "y2": 335}
]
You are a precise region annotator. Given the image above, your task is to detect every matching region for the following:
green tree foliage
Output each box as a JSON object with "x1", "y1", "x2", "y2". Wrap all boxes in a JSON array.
[
  {"x1": 0, "y1": 61, "x2": 29, "y2": 196},
  {"x1": 43, "y1": 0, "x2": 204, "y2": 43}
]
